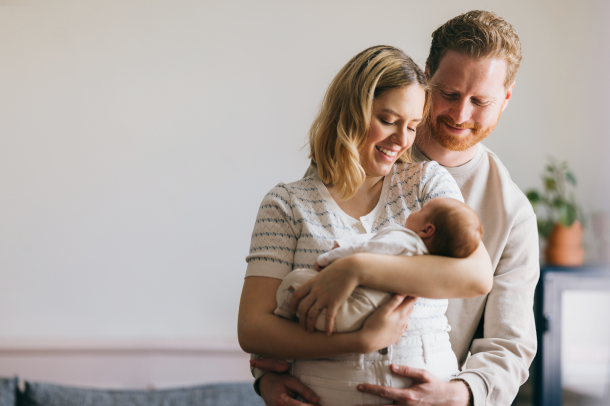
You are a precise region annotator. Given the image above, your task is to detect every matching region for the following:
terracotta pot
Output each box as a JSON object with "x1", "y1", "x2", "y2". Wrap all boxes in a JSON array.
[{"x1": 545, "y1": 221, "x2": 584, "y2": 266}]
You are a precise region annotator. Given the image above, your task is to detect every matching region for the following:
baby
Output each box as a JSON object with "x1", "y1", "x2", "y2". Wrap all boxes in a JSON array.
[{"x1": 274, "y1": 197, "x2": 483, "y2": 333}]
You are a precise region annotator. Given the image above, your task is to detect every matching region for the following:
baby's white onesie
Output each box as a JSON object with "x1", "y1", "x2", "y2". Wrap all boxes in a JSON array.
[
  {"x1": 274, "y1": 225, "x2": 459, "y2": 406},
  {"x1": 274, "y1": 225, "x2": 428, "y2": 332}
]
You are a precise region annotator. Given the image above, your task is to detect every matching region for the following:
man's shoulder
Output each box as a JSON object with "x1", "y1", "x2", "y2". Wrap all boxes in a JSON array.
[{"x1": 476, "y1": 145, "x2": 535, "y2": 223}]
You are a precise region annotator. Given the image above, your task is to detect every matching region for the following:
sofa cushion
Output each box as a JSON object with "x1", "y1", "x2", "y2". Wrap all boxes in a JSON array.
[
  {"x1": 0, "y1": 377, "x2": 18, "y2": 406},
  {"x1": 21, "y1": 381, "x2": 264, "y2": 406}
]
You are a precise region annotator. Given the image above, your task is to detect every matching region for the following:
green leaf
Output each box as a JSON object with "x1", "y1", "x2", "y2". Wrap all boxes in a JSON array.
[
  {"x1": 558, "y1": 203, "x2": 577, "y2": 227},
  {"x1": 544, "y1": 177, "x2": 557, "y2": 192},
  {"x1": 566, "y1": 171, "x2": 577, "y2": 187},
  {"x1": 538, "y1": 220, "x2": 555, "y2": 239},
  {"x1": 526, "y1": 190, "x2": 540, "y2": 203}
]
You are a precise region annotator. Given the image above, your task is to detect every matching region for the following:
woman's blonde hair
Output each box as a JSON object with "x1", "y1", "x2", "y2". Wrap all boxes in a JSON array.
[{"x1": 308, "y1": 45, "x2": 427, "y2": 200}]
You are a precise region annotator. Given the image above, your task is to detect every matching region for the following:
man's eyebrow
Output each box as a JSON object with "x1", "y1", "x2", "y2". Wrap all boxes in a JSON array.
[{"x1": 433, "y1": 82, "x2": 496, "y2": 100}]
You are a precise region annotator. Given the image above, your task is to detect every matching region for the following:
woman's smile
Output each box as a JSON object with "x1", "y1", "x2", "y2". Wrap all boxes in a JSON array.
[{"x1": 375, "y1": 146, "x2": 398, "y2": 158}]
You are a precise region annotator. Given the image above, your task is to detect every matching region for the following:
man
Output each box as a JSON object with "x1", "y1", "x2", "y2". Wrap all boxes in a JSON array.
[{"x1": 252, "y1": 10, "x2": 539, "y2": 406}]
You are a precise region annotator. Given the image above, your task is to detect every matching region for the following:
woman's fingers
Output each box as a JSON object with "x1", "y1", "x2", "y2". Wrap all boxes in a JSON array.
[
  {"x1": 306, "y1": 303, "x2": 324, "y2": 333},
  {"x1": 381, "y1": 294, "x2": 407, "y2": 314},
  {"x1": 397, "y1": 296, "x2": 417, "y2": 312},
  {"x1": 296, "y1": 293, "x2": 317, "y2": 330},
  {"x1": 289, "y1": 283, "x2": 312, "y2": 313},
  {"x1": 394, "y1": 296, "x2": 416, "y2": 329},
  {"x1": 325, "y1": 305, "x2": 337, "y2": 336}
]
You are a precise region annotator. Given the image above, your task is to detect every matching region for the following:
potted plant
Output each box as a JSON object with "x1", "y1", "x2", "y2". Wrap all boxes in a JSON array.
[{"x1": 526, "y1": 158, "x2": 585, "y2": 266}]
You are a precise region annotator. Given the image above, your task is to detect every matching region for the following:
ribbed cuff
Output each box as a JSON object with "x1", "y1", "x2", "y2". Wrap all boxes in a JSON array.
[{"x1": 455, "y1": 372, "x2": 488, "y2": 406}]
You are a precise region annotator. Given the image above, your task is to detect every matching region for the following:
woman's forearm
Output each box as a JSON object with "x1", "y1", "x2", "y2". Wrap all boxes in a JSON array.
[
  {"x1": 238, "y1": 276, "x2": 368, "y2": 359},
  {"x1": 351, "y1": 241, "x2": 493, "y2": 299}
]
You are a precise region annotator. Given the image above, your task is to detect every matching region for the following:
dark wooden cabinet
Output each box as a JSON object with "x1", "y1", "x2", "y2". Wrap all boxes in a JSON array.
[{"x1": 533, "y1": 266, "x2": 610, "y2": 406}]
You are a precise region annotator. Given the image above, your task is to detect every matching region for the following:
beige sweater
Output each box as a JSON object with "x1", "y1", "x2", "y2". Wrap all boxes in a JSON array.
[
  {"x1": 412, "y1": 144, "x2": 539, "y2": 406},
  {"x1": 250, "y1": 144, "x2": 539, "y2": 405}
]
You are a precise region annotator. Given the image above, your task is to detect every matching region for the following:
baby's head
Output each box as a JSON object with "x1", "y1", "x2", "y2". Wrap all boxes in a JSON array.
[{"x1": 405, "y1": 197, "x2": 482, "y2": 258}]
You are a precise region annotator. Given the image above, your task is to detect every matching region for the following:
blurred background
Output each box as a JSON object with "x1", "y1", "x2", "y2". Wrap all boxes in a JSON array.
[{"x1": 0, "y1": 0, "x2": 608, "y2": 404}]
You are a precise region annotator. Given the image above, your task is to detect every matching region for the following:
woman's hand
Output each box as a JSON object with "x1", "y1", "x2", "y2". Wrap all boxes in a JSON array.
[
  {"x1": 289, "y1": 256, "x2": 362, "y2": 335},
  {"x1": 359, "y1": 294, "x2": 417, "y2": 353}
]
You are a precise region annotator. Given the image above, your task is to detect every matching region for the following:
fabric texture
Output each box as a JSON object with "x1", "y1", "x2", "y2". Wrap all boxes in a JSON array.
[
  {"x1": 0, "y1": 377, "x2": 18, "y2": 406},
  {"x1": 20, "y1": 381, "x2": 264, "y2": 406},
  {"x1": 291, "y1": 335, "x2": 459, "y2": 406},
  {"x1": 412, "y1": 143, "x2": 540, "y2": 406},
  {"x1": 273, "y1": 226, "x2": 459, "y2": 404},
  {"x1": 276, "y1": 268, "x2": 392, "y2": 333},
  {"x1": 245, "y1": 161, "x2": 463, "y2": 280},
  {"x1": 317, "y1": 225, "x2": 428, "y2": 267},
  {"x1": 276, "y1": 226, "x2": 449, "y2": 334},
  {"x1": 246, "y1": 161, "x2": 463, "y2": 396}
]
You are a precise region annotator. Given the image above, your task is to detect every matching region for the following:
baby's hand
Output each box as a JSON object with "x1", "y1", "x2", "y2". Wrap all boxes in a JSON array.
[{"x1": 314, "y1": 262, "x2": 323, "y2": 272}]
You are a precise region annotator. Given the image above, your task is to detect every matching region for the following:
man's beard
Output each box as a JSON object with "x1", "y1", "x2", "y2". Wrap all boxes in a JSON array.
[{"x1": 428, "y1": 114, "x2": 498, "y2": 152}]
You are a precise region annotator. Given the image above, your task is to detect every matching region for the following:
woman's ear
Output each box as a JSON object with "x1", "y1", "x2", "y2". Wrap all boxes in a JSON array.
[{"x1": 418, "y1": 223, "x2": 435, "y2": 239}]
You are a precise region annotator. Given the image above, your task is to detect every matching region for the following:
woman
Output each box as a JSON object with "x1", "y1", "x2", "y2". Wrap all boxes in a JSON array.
[{"x1": 238, "y1": 45, "x2": 492, "y2": 405}]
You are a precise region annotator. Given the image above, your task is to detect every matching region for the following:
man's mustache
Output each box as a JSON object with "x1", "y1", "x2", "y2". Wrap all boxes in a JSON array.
[{"x1": 437, "y1": 115, "x2": 480, "y2": 131}]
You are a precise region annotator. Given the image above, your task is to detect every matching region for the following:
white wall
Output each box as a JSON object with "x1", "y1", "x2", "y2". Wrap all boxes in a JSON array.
[{"x1": 0, "y1": 0, "x2": 608, "y2": 355}]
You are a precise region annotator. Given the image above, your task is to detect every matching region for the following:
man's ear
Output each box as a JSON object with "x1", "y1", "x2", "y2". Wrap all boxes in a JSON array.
[
  {"x1": 418, "y1": 223, "x2": 435, "y2": 239},
  {"x1": 424, "y1": 63, "x2": 430, "y2": 81},
  {"x1": 501, "y1": 81, "x2": 515, "y2": 112}
]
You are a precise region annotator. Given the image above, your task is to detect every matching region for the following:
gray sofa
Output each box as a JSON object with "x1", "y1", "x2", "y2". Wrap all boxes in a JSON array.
[{"x1": 0, "y1": 377, "x2": 264, "y2": 406}]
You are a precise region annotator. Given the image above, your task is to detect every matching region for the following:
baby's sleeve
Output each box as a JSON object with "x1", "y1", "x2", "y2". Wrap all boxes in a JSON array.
[
  {"x1": 245, "y1": 184, "x2": 299, "y2": 280},
  {"x1": 316, "y1": 227, "x2": 420, "y2": 267},
  {"x1": 316, "y1": 233, "x2": 374, "y2": 267}
]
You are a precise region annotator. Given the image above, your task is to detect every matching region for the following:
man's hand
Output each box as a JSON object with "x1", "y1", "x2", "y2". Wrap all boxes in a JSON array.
[
  {"x1": 259, "y1": 372, "x2": 320, "y2": 406},
  {"x1": 250, "y1": 358, "x2": 291, "y2": 373},
  {"x1": 357, "y1": 364, "x2": 470, "y2": 406}
]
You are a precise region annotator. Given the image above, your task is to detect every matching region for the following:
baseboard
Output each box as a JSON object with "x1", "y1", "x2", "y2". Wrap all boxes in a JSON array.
[
  {"x1": 0, "y1": 337, "x2": 253, "y2": 389},
  {"x1": 0, "y1": 337, "x2": 243, "y2": 353}
]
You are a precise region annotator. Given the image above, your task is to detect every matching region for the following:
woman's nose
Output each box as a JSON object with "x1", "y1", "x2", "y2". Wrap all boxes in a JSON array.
[{"x1": 392, "y1": 125, "x2": 411, "y2": 148}]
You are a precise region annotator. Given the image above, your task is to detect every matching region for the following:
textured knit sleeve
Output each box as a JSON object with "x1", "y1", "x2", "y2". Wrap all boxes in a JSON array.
[
  {"x1": 245, "y1": 184, "x2": 300, "y2": 280},
  {"x1": 458, "y1": 214, "x2": 539, "y2": 406},
  {"x1": 418, "y1": 161, "x2": 464, "y2": 204}
]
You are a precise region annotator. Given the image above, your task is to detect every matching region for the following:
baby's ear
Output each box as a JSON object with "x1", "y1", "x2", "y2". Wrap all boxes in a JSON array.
[{"x1": 419, "y1": 223, "x2": 436, "y2": 239}]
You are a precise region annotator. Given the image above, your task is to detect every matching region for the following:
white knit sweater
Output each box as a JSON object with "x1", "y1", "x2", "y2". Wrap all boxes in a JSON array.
[{"x1": 246, "y1": 160, "x2": 463, "y2": 279}]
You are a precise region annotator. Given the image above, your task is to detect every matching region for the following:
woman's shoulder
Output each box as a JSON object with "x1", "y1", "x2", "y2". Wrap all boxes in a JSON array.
[
  {"x1": 392, "y1": 160, "x2": 454, "y2": 183},
  {"x1": 260, "y1": 175, "x2": 322, "y2": 207},
  {"x1": 390, "y1": 160, "x2": 462, "y2": 202},
  {"x1": 390, "y1": 160, "x2": 435, "y2": 185},
  {"x1": 392, "y1": 159, "x2": 447, "y2": 176}
]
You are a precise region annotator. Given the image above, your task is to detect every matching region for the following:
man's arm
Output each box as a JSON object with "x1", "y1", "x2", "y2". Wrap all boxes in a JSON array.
[{"x1": 457, "y1": 215, "x2": 539, "y2": 405}]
